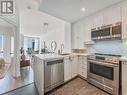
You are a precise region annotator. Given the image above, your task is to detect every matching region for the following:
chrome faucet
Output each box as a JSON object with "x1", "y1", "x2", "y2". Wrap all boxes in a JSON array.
[{"x1": 60, "y1": 44, "x2": 64, "y2": 54}]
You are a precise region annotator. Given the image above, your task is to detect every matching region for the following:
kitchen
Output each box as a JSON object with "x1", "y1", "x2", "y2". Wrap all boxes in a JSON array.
[
  {"x1": 1, "y1": 0, "x2": 127, "y2": 95},
  {"x1": 32, "y1": 0, "x2": 127, "y2": 95}
]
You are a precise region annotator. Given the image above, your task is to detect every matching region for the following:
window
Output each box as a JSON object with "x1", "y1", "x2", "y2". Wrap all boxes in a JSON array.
[{"x1": 24, "y1": 36, "x2": 40, "y2": 52}]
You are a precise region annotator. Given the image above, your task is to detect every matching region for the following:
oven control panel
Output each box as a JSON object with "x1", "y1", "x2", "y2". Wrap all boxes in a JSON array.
[
  {"x1": 88, "y1": 54, "x2": 120, "y2": 64},
  {"x1": 105, "y1": 57, "x2": 119, "y2": 64}
]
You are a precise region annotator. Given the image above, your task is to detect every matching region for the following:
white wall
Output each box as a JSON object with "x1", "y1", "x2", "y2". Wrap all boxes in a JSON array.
[
  {"x1": 41, "y1": 22, "x2": 71, "y2": 53},
  {"x1": 20, "y1": 9, "x2": 43, "y2": 37},
  {"x1": 41, "y1": 23, "x2": 65, "y2": 52},
  {"x1": 20, "y1": 8, "x2": 72, "y2": 53}
]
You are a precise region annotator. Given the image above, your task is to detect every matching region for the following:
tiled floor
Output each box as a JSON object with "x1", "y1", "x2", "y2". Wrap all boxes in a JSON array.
[
  {"x1": 46, "y1": 78, "x2": 110, "y2": 95},
  {"x1": 0, "y1": 67, "x2": 34, "y2": 94},
  {"x1": 3, "y1": 77, "x2": 110, "y2": 95}
]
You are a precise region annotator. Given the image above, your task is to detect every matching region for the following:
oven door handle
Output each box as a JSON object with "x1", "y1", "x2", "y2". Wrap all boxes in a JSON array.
[{"x1": 88, "y1": 60, "x2": 118, "y2": 67}]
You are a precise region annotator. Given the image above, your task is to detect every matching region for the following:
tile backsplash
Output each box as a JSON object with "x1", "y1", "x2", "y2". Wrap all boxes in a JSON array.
[{"x1": 93, "y1": 40, "x2": 122, "y2": 55}]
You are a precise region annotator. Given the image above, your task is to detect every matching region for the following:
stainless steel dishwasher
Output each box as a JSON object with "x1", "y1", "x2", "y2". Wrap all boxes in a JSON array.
[{"x1": 44, "y1": 58, "x2": 64, "y2": 93}]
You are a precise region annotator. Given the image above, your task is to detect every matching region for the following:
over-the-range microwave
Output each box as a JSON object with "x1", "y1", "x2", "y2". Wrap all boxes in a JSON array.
[{"x1": 91, "y1": 22, "x2": 121, "y2": 41}]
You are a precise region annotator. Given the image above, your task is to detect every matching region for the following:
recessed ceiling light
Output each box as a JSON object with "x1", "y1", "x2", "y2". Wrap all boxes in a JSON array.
[{"x1": 81, "y1": 7, "x2": 86, "y2": 12}]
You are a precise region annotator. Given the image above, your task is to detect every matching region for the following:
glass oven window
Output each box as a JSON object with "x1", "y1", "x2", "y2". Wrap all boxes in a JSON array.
[{"x1": 90, "y1": 63, "x2": 114, "y2": 80}]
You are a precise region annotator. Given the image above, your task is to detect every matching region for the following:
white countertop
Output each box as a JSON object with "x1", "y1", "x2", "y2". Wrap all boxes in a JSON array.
[
  {"x1": 35, "y1": 53, "x2": 89, "y2": 60},
  {"x1": 71, "y1": 53, "x2": 90, "y2": 56},
  {"x1": 120, "y1": 56, "x2": 127, "y2": 62},
  {"x1": 35, "y1": 54, "x2": 64, "y2": 60}
]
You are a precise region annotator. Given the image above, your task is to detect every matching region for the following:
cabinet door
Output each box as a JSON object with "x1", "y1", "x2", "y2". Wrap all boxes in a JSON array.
[
  {"x1": 71, "y1": 56, "x2": 78, "y2": 78},
  {"x1": 104, "y1": 7, "x2": 121, "y2": 25},
  {"x1": 33, "y1": 57, "x2": 37, "y2": 83},
  {"x1": 78, "y1": 56, "x2": 87, "y2": 68},
  {"x1": 93, "y1": 12, "x2": 104, "y2": 28},
  {"x1": 84, "y1": 18, "x2": 92, "y2": 42},
  {"x1": 78, "y1": 56, "x2": 87, "y2": 78},
  {"x1": 33, "y1": 57, "x2": 44, "y2": 95},
  {"x1": 72, "y1": 23, "x2": 79, "y2": 49},
  {"x1": 122, "y1": 4, "x2": 127, "y2": 40},
  {"x1": 78, "y1": 22, "x2": 85, "y2": 49},
  {"x1": 122, "y1": 62, "x2": 127, "y2": 95},
  {"x1": 64, "y1": 57, "x2": 72, "y2": 82}
]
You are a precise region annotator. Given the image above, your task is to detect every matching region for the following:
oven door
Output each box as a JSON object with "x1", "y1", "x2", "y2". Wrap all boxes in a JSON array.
[{"x1": 87, "y1": 60, "x2": 119, "y2": 86}]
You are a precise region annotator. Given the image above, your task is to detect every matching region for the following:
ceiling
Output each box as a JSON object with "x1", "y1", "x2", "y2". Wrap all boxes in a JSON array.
[
  {"x1": 18, "y1": 0, "x2": 43, "y2": 10},
  {"x1": 39, "y1": 0, "x2": 124, "y2": 22},
  {"x1": 20, "y1": 9, "x2": 65, "y2": 37}
]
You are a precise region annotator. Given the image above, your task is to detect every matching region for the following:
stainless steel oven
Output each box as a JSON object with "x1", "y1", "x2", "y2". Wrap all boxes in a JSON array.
[{"x1": 87, "y1": 54, "x2": 121, "y2": 95}]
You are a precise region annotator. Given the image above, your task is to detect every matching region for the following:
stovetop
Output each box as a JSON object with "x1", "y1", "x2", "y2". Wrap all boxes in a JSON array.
[{"x1": 88, "y1": 53, "x2": 121, "y2": 64}]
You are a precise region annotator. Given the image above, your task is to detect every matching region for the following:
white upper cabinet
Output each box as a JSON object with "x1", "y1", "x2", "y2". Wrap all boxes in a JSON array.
[
  {"x1": 122, "y1": 4, "x2": 127, "y2": 40},
  {"x1": 72, "y1": 5, "x2": 123, "y2": 49},
  {"x1": 78, "y1": 21, "x2": 86, "y2": 48},
  {"x1": 72, "y1": 18, "x2": 92, "y2": 49},
  {"x1": 103, "y1": 7, "x2": 121, "y2": 25},
  {"x1": 72, "y1": 23, "x2": 79, "y2": 49},
  {"x1": 92, "y1": 7, "x2": 121, "y2": 28},
  {"x1": 92, "y1": 12, "x2": 104, "y2": 28},
  {"x1": 64, "y1": 22, "x2": 71, "y2": 53},
  {"x1": 84, "y1": 17, "x2": 92, "y2": 42}
]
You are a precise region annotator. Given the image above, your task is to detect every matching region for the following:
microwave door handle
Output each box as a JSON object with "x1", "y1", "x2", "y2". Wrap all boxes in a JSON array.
[{"x1": 88, "y1": 60, "x2": 118, "y2": 67}]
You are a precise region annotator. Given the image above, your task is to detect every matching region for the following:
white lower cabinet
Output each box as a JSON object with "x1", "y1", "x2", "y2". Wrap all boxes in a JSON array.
[
  {"x1": 78, "y1": 56, "x2": 87, "y2": 79},
  {"x1": 64, "y1": 56, "x2": 72, "y2": 82},
  {"x1": 64, "y1": 55, "x2": 78, "y2": 82},
  {"x1": 122, "y1": 62, "x2": 127, "y2": 95},
  {"x1": 64, "y1": 55, "x2": 87, "y2": 82},
  {"x1": 33, "y1": 56, "x2": 44, "y2": 95},
  {"x1": 71, "y1": 55, "x2": 78, "y2": 78}
]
